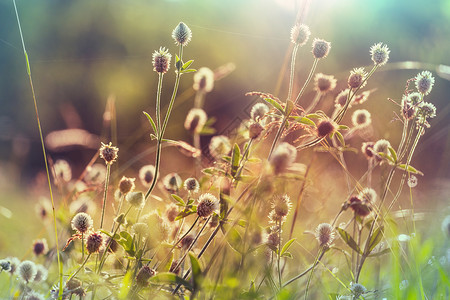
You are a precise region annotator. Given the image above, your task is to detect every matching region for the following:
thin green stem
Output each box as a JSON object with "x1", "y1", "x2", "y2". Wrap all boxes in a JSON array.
[
  {"x1": 67, "y1": 254, "x2": 91, "y2": 283},
  {"x1": 282, "y1": 249, "x2": 325, "y2": 288},
  {"x1": 100, "y1": 163, "x2": 111, "y2": 229},
  {"x1": 304, "y1": 247, "x2": 323, "y2": 300},
  {"x1": 12, "y1": 1, "x2": 63, "y2": 298},
  {"x1": 294, "y1": 58, "x2": 318, "y2": 105},
  {"x1": 156, "y1": 73, "x2": 163, "y2": 135},
  {"x1": 287, "y1": 44, "x2": 299, "y2": 101}
]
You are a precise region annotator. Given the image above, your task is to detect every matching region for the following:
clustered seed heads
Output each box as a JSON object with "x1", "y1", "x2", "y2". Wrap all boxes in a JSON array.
[
  {"x1": 269, "y1": 194, "x2": 292, "y2": 224},
  {"x1": 415, "y1": 70, "x2": 435, "y2": 95}
]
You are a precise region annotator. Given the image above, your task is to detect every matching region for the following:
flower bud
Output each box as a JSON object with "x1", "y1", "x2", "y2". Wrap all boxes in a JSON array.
[
  {"x1": 312, "y1": 38, "x2": 331, "y2": 59},
  {"x1": 172, "y1": 22, "x2": 192, "y2": 46}
]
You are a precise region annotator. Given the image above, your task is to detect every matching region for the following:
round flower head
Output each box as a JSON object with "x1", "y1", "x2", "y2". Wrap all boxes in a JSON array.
[
  {"x1": 7, "y1": 257, "x2": 20, "y2": 274},
  {"x1": 32, "y1": 239, "x2": 48, "y2": 256},
  {"x1": 166, "y1": 204, "x2": 179, "y2": 222},
  {"x1": 180, "y1": 233, "x2": 195, "y2": 250},
  {"x1": 24, "y1": 291, "x2": 45, "y2": 300},
  {"x1": 361, "y1": 142, "x2": 375, "y2": 159},
  {"x1": 350, "y1": 283, "x2": 367, "y2": 298},
  {"x1": 373, "y1": 139, "x2": 391, "y2": 160},
  {"x1": 441, "y1": 215, "x2": 450, "y2": 239},
  {"x1": 71, "y1": 212, "x2": 93, "y2": 234},
  {"x1": 358, "y1": 187, "x2": 377, "y2": 205},
  {"x1": 249, "y1": 122, "x2": 264, "y2": 139},
  {"x1": 184, "y1": 177, "x2": 200, "y2": 193},
  {"x1": 250, "y1": 103, "x2": 270, "y2": 121},
  {"x1": 270, "y1": 142, "x2": 297, "y2": 174},
  {"x1": 335, "y1": 89, "x2": 351, "y2": 109},
  {"x1": 114, "y1": 213, "x2": 127, "y2": 226},
  {"x1": 416, "y1": 102, "x2": 436, "y2": 120},
  {"x1": 290, "y1": 24, "x2": 310, "y2": 46},
  {"x1": 370, "y1": 42, "x2": 390, "y2": 66},
  {"x1": 18, "y1": 260, "x2": 37, "y2": 283},
  {"x1": 407, "y1": 175, "x2": 418, "y2": 188},
  {"x1": 415, "y1": 70, "x2": 435, "y2": 95},
  {"x1": 401, "y1": 96, "x2": 415, "y2": 120},
  {"x1": 172, "y1": 22, "x2": 192, "y2": 46},
  {"x1": 267, "y1": 231, "x2": 281, "y2": 249},
  {"x1": 126, "y1": 191, "x2": 145, "y2": 209},
  {"x1": 69, "y1": 196, "x2": 97, "y2": 216},
  {"x1": 351, "y1": 109, "x2": 372, "y2": 128},
  {"x1": 317, "y1": 120, "x2": 337, "y2": 137},
  {"x1": 163, "y1": 173, "x2": 182, "y2": 193},
  {"x1": 99, "y1": 142, "x2": 118, "y2": 165},
  {"x1": 139, "y1": 164, "x2": 156, "y2": 187},
  {"x1": 132, "y1": 223, "x2": 150, "y2": 237},
  {"x1": 312, "y1": 38, "x2": 331, "y2": 59},
  {"x1": 269, "y1": 194, "x2": 292, "y2": 224},
  {"x1": 314, "y1": 73, "x2": 337, "y2": 94},
  {"x1": 152, "y1": 47, "x2": 172, "y2": 74},
  {"x1": 84, "y1": 163, "x2": 106, "y2": 184},
  {"x1": 184, "y1": 108, "x2": 208, "y2": 133},
  {"x1": 193, "y1": 67, "x2": 214, "y2": 92},
  {"x1": 0, "y1": 259, "x2": 11, "y2": 272},
  {"x1": 136, "y1": 266, "x2": 156, "y2": 287},
  {"x1": 106, "y1": 236, "x2": 119, "y2": 253},
  {"x1": 407, "y1": 92, "x2": 422, "y2": 105},
  {"x1": 86, "y1": 232, "x2": 103, "y2": 254},
  {"x1": 142, "y1": 211, "x2": 171, "y2": 244},
  {"x1": 348, "y1": 67, "x2": 367, "y2": 89},
  {"x1": 315, "y1": 223, "x2": 335, "y2": 248},
  {"x1": 33, "y1": 264, "x2": 48, "y2": 282},
  {"x1": 118, "y1": 176, "x2": 135, "y2": 194},
  {"x1": 209, "y1": 135, "x2": 232, "y2": 158},
  {"x1": 347, "y1": 196, "x2": 371, "y2": 217},
  {"x1": 52, "y1": 159, "x2": 72, "y2": 184},
  {"x1": 197, "y1": 193, "x2": 219, "y2": 218}
]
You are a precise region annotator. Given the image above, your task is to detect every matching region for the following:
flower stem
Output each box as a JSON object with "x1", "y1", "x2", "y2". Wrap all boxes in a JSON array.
[{"x1": 100, "y1": 163, "x2": 111, "y2": 229}]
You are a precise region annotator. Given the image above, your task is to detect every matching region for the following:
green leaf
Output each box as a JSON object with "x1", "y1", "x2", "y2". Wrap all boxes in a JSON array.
[
  {"x1": 175, "y1": 206, "x2": 197, "y2": 221},
  {"x1": 388, "y1": 146, "x2": 398, "y2": 163},
  {"x1": 226, "y1": 227, "x2": 243, "y2": 253},
  {"x1": 366, "y1": 226, "x2": 384, "y2": 255},
  {"x1": 368, "y1": 247, "x2": 391, "y2": 257},
  {"x1": 280, "y1": 238, "x2": 296, "y2": 257},
  {"x1": 181, "y1": 60, "x2": 194, "y2": 70},
  {"x1": 337, "y1": 228, "x2": 363, "y2": 254},
  {"x1": 284, "y1": 100, "x2": 294, "y2": 115},
  {"x1": 118, "y1": 271, "x2": 132, "y2": 299},
  {"x1": 150, "y1": 272, "x2": 193, "y2": 292},
  {"x1": 305, "y1": 113, "x2": 321, "y2": 119},
  {"x1": 335, "y1": 131, "x2": 345, "y2": 146},
  {"x1": 231, "y1": 143, "x2": 240, "y2": 177},
  {"x1": 118, "y1": 231, "x2": 136, "y2": 255},
  {"x1": 198, "y1": 126, "x2": 216, "y2": 135},
  {"x1": 263, "y1": 97, "x2": 284, "y2": 115},
  {"x1": 189, "y1": 252, "x2": 203, "y2": 292},
  {"x1": 171, "y1": 194, "x2": 185, "y2": 206},
  {"x1": 338, "y1": 125, "x2": 349, "y2": 130},
  {"x1": 397, "y1": 164, "x2": 424, "y2": 175},
  {"x1": 181, "y1": 69, "x2": 197, "y2": 74},
  {"x1": 291, "y1": 116, "x2": 316, "y2": 127},
  {"x1": 281, "y1": 252, "x2": 293, "y2": 259},
  {"x1": 143, "y1": 111, "x2": 158, "y2": 136}
]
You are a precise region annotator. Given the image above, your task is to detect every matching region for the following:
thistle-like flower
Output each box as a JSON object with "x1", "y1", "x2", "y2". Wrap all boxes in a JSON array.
[
  {"x1": 118, "y1": 176, "x2": 135, "y2": 195},
  {"x1": 34, "y1": 264, "x2": 48, "y2": 282},
  {"x1": 249, "y1": 122, "x2": 264, "y2": 139},
  {"x1": 52, "y1": 159, "x2": 72, "y2": 184},
  {"x1": 32, "y1": 239, "x2": 48, "y2": 256},
  {"x1": 416, "y1": 102, "x2": 436, "y2": 120},
  {"x1": 18, "y1": 260, "x2": 37, "y2": 283},
  {"x1": 99, "y1": 142, "x2": 118, "y2": 165},
  {"x1": 71, "y1": 212, "x2": 93, "y2": 234},
  {"x1": 290, "y1": 24, "x2": 310, "y2": 46},
  {"x1": 163, "y1": 173, "x2": 182, "y2": 193},
  {"x1": 184, "y1": 108, "x2": 208, "y2": 133},
  {"x1": 312, "y1": 38, "x2": 331, "y2": 59},
  {"x1": 317, "y1": 120, "x2": 337, "y2": 137},
  {"x1": 270, "y1": 142, "x2": 297, "y2": 174},
  {"x1": 370, "y1": 42, "x2": 390, "y2": 66},
  {"x1": 361, "y1": 142, "x2": 375, "y2": 159},
  {"x1": 139, "y1": 165, "x2": 156, "y2": 187},
  {"x1": 351, "y1": 109, "x2": 372, "y2": 128},
  {"x1": 348, "y1": 67, "x2": 367, "y2": 89},
  {"x1": 152, "y1": 47, "x2": 172, "y2": 74},
  {"x1": 250, "y1": 103, "x2": 270, "y2": 121},
  {"x1": 209, "y1": 135, "x2": 232, "y2": 158},
  {"x1": 350, "y1": 282, "x2": 367, "y2": 298},
  {"x1": 335, "y1": 89, "x2": 351, "y2": 109},
  {"x1": 86, "y1": 232, "x2": 103, "y2": 254},
  {"x1": 315, "y1": 223, "x2": 335, "y2": 248},
  {"x1": 314, "y1": 73, "x2": 337, "y2": 94},
  {"x1": 184, "y1": 177, "x2": 200, "y2": 193},
  {"x1": 358, "y1": 187, "x2": 377, "y2": 205},
  {"x1": 197, "y1": 193, "x2": 219, "y2": 218},
  {"x1": 126, "y1": 191, "x2": 145, "y2": 209},
  {"x1": 415, "y1": 70, "x2": 435, "y2": 95},
  {"x1": 172, "y1": 22, "x2": 192, "y2": 46},
  {"x1": 193, "y1": 67, "x2": 214, "y2": 92},
  {"x1": 407, "y1": 92, "x2": 422, "y2": 105},
  {"x1": 269, "y1": 194, "x2": 292, "y2": 224},
  {"x1": 373, "y1": 139, "x2": 391, "y2": 161},
  {"x1": 0, "y1": 259, "x2": 11, "y2": 272}
]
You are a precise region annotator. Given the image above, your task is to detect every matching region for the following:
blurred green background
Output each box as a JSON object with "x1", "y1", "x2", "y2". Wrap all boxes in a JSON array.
[{"x1": 0, "y1": 0, "x2": 449, "y2": 254}]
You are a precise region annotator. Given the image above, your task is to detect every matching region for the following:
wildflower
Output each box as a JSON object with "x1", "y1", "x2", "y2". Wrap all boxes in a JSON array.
[
  {"x1": 24, "y1": 291, "x2": 45, "y2": 300},
  {"x1": 416, "y1": 102, "x2": 436, "y2": 120},
  {"x1": 351, "y1": 109, "x2": 372, "y2": 128},
  {"x1": 99, "y1": 142, "x2": 118, "y2": 165},
  {"x1": 269, "y1": 194, "x2": 292, "y2": 224},
  {"x1": 142, "y1": 211, "x2": 171, "y2": 244},
  {"x1": 136, "y1": 266, "x2": 156, "y2": 287},
  {"x1": 407, "y1": 92, "x2": 422, "y2": 105},
  {"x1": 197, "y1": 193, "x2": 219, "y2": 218},
  {"x1": 347, "y1": 196, "x2": 371, "y2": 217},
  {"x1": 7, "y1": 257, "x2": 20, "y2": 274},
  {"x1": 352, "y1": 89, "x2": 372, "y2": 105},
  {"x1": 250, "y1": 103, "x2": 270, "y2": 121},
  {"x1": 361, "y1": 142, "x2": 375, "y2": 159},
  {"x1": 118, "y1": 176, "x2": 135, "y2": 194},
  {"x1": 32, "y1": 239, "x2": 48, "y2": 256},
  {"x1": 52, "y1": 159, "x2": 72, "y2": 184},
  {"x1": 163, "y1": 173, "x2": 182, "y2": 193},
  {"x1": 0, "y1": 259, "x2": 11, "y2": 272},
  {"x1": 184, "y1": 108, "x2": 208, "y2": 133},
  {"x1": 84, "y1": 163, "x2": 106, "y2": 184},
  {"x1": 172, "y1": 22, "x2": 192, "y2": 46},
  {"x1": 71, "y1": 212, "x2": 93, "y2": 234},
  {"x1": 152, "y1": 47, "x2": 172, "y2": 74},
  {"x1": 35, "y1": 197, "x2": 52, "y2": 220},
  {"x1": 114, "y1": 213, "x2": 127, "y2": 226},
  {"x1": 193, "y1": 67, "x2": 214, "y2": 92},
  {"x1": 442, "y1": 215, "x2": 450, "y2": 239},
  {"x1": 126, "y1": 191, "x2": 145, "y2": 209},
  {"x1": 166, "y1": 204, "x2": 179, "y2": 222},
  {"x1": 209, "y1": 135, "x2": 232, "y2": 158},
  {"x1": 105, "y1": 236, "x2": 118, "y2": 253},
  {"x1": 132, "y1": 223, "x2": 150, "y2": 237},
  {"x1": 290, "y1": 24, "x2": 310, "y2": 46},
  {"x1": 249, "y1": 122, "x2": 264, "y2": 139},
  {"x1": 370, "y1": 42, "x2": 390, "y2": 66},
  {"x1": 33, "y1": 264, "x2": 48, "y2": 282},
  {"x1": 180, "y1": 233, "x2": 195, "y2": 250},
  {"x1": 373, "y1": 139, "x2": 391, "y2": 160},
  {"x1": 335, "y1": 89, "x2": 351, "y2": 109},
  {"x1": 315, "y1": 223, "x2": 335, "y2": 248},
  {"x1": 65, "y1": 278, "x2": 85, "y2": 297},
  {"x1": 267, "y1": 231, "x2": 280, "y2": 249},
  {"x1": 317, "y1": 120, "x2": 337, "y2": 137},
  {"x1": 86, "y1": 232, "x2": 103, "y2": 254},
  {"x1": 348, "y1": 67, "x2": 367, "y2": 89},
  {"x1": 407, "y1": 175, "x2": 418, "y2": 188},
  {"x1": 314, "y1": 73, "x2": 337, "y2": 94},
  {"x1": 415, "y1": 70, "x2": 435, "y2": 95},
  {"x1": 184, "y1": 177, "x2": 200, "y2": 193},
  {"x1": 312, "y1": 38, "x2": 331, "y2": 59},
  {"x1": 69, "y1": 196, "x2": 97, "y2": 215},
  {"x1": 401, "y1": 96, "x2": 415, "y2": 120},
  {"x1": 18, "y1": 260, "x2": 37, "y2": 283},
  {"x1": 270, "y1": 142, "x2": 297, "y2": 174},
  {"x1": 358, "y1": 188, "x2": 377, "y2": 205},
  {"x1": 350, "y1": 282, "x2": 367, "y2": 298},
  {"x1": 139, "y1": 164, "x2": 156, "y2": 187}
]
